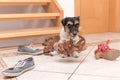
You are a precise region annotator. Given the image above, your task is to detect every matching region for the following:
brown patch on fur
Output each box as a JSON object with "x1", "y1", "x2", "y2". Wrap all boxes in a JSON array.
[
  {"x1": 74, "y1": 20, "x2": 79, "y2": 25},
  {"x1": 64, "y1": 21, "x2": 73, "y2": 33},
  {"x1": 58, "y1": 35, "x2": 86, "y2": 56},
  {"x1": 64, "y1": 27, "x2": 70, "y2": 33},
  {"x1": 42, "y1": 35, "x2": 86, "y2": 57},
  {"x1": 42, "y1": 36, "x2": 59, "y2": 54},
  {"x1": 67, "y1": 21, "x2": 73, "y2": 26},
  {"x1": 58, "y1": 40, "x2": 73, "y2": 56},
  {"x1": 72, "y1": 35, "x2": 86, "y2": 52}
]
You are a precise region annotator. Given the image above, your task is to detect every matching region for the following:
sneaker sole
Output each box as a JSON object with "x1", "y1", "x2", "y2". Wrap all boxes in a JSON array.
[
  {"x1": 18, "y1": 51, "x2": 43, "y2": 55},
  {"x1": 2, "y1": 66, "x2": 34, "y2": 77}
]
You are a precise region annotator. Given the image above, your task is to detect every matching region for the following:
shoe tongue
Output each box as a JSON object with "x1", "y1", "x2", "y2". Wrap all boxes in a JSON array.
[
  {"x1": 25, "y1": 57, "x2": 33, "y2": 61},
  {"x1": 27, "y1": 46, "x2": 36, "y2": 50}
]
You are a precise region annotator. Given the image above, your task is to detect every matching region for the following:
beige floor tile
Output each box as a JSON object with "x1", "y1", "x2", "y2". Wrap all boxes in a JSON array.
[
  {"x1": 0, "y1": 64, "x2": 3, "y2": 70},
  {"x1": 74, "y1": 44, "x2": 120, "y2": 77},
  {"x1": 84, "y1": 32, "x2": 120, "y2": 44},
  {"x1": 2, "y1": 46, "x2": 94, "y2": 73},
  {"x1": 109, "y1": 42, "x2": 120, "y2": 49},
  {"x1": 32, "y1": 46, "x2": 94, "y2": 73},
  {"x1": 69, "y1": 74, "x2": 120, "y2": 80},
  {"x1": 17, "y1": 71, "x2": 70, "y2": 80},
  {"x1": 0, "y1": 49, "x2": 17, "y2": 54}
]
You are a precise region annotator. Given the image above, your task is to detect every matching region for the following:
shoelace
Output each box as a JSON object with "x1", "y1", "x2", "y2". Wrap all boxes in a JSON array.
[
  {"x1": 27, "y1": 46, "x2": 37, "y2": 50},
  {"x1": 96, "y1": 40, "x2": 111, "y2": 53},
  {"x1": 14, "y1": 60, "x2": 25, "y2": 69}
]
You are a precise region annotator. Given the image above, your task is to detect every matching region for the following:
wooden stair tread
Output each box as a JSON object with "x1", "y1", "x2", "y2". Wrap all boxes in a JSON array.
[
  {"x1": 0, "y1": 0, "x2": 64, "y2": 43},
  {"x1": 0, "y1": 0, "x2": 51, "y2": 5},
  {"x1": 0, "y1": 27, "x2": 62, "y2": 39},
  {"x1": 0, "y1": 13, "x2": 60, "y2": 21}
]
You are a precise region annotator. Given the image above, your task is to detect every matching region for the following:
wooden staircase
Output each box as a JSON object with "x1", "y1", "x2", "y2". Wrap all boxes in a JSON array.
[{"x1": 0, "y1": 0, "x2": 63, "y2": 40}]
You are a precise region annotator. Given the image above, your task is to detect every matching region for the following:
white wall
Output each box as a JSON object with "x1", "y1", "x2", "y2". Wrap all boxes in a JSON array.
[{"x1": 57, "y1": 0, "x2": 74, "y2": 17}]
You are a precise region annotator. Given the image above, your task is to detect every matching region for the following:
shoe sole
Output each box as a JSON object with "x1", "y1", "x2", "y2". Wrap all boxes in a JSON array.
[
  {"x1": 18, "y1": 52, "x2": 43, "y2": 55},
  {"x1": 2, "y1": 66, "x2": 34, "y2": 77}
]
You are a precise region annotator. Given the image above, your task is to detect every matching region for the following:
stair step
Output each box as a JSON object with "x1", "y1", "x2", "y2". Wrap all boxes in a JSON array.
[
  {"x1": 0, "y1": 27, "x2": 62, "y2": 40},
  {"x1": 0, "y1": 0, "x2": 51, "y2": 5},
  {"x1": 0, "y1": 13, "x2": 60, "y2": 21}
]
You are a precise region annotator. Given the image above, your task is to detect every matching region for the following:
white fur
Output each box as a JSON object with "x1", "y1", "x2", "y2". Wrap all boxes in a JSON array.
[
  {"x1": 49, "y1": 27, "x2": 83, "y2": 58},
  {"x1": 59, "y1": 28, "x2": 80, "y2": 45},
  {"x1": 59, "y1": 28, "x2": 71, "y2": 43},
  {"x1": 59, "y1": 28, "x2": 81, "y2": 58},
  {"x1": 72, "y1": 35, "x2": 81, "y2": 45},
  {"x1": 72, "y1": 51, "x2": 79, "y2": 58},
  {"x1": 49, "y1": 51, "x2": 58, "y2": 56}
]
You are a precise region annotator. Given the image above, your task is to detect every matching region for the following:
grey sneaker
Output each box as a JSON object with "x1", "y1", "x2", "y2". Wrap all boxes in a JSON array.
[
  {"x1": 18, "y1": 45, "x2": 44, "y2": 55},
  {"x1": 2, "y1": 57, "x2": 35, "y2": 77}
]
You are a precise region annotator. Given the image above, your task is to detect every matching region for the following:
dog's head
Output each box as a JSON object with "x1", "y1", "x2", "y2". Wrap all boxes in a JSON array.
[{"x1": 61, "y1": 16, "x2": 80, "y2": 37}]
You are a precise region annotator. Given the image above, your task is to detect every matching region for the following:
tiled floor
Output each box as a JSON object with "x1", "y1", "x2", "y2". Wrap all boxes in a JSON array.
[{"x1": 0, "y1": 32, "x2": 120, "y2": 80}]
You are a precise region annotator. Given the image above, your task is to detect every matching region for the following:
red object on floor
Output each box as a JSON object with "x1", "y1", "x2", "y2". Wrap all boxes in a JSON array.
[{"x1": 96, "y1": 40, "x2": 111, "y2": 53}]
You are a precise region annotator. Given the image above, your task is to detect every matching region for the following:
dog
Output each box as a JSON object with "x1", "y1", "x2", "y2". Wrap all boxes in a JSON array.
[
  {"x1": 42, "y1": 17, "x2": 87, "y2": 58},
  {"x1": 59, "y1": 16, "x2": 80, "y2": 42},
  {"x1": 58, "y1": 16, "x2": 86, "y2": 57}
]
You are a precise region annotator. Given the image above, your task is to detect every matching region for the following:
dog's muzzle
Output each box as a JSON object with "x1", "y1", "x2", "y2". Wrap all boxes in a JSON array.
[
  {"x1": 70, "y1": 27, "x2": 78, "y2": 37},
  {"x1": 73, "y1": 31, "x2": 78, "y2": 36}
]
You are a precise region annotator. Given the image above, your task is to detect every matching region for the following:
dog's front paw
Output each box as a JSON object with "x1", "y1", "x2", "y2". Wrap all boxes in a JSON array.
[
  {"x1": 49, "y1": 51, "x2": 58, "y2": 56},
  {"x1": 72, "y1": 51, "x2": 79, "y2": 58},
  {"x1": 61, "y1": 54, "x2": 67, "y2": 58}
]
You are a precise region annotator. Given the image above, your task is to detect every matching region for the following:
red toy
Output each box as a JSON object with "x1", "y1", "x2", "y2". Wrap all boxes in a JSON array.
[
  {"x1": 96, "y1": 40, "x2": 111, "y2": 53},
  {"x1": 95, "y1": 40, "x2": 120, "y2": 60}
]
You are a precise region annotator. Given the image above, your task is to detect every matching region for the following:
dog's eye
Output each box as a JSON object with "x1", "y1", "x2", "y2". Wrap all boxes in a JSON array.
[
  {"x1": 75, "y1": 23, "x2": 79, "y2": 26},
  {"x1": 67, "y1": 24, "x2": 72, "y2": 26}
]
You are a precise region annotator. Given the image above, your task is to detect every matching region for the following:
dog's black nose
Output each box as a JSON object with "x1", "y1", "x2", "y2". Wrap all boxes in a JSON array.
[{"x1": 73, "y1": 32, "x2": 77, "y2": 36}]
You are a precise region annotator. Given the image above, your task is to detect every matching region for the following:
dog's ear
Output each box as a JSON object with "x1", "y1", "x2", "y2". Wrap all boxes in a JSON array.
[
  {"x1": 76, "y1": 16, "x2": 80, "y2": 21},
  {"x1": 61, "y1": 18, "x2": 66, "y2": 26}
]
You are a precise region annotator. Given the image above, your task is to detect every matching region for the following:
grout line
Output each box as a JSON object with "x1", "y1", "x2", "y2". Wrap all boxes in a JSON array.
[
  {"x1": 67, "y1": 46, "x2": 95, "y2": 80},
  {"x1": 31, "y1": 70, "x2": 72, "y2": 74},
  {"x1": 73, "y1": 73, "x2": 120, "y2": 78},
  {"x1": 0, "y1": 60, "x2": 5, "y2": 80},
  {"x1": 0, "y1": 58, "x2": 7, "y2": 68},
  {"x1": 0, "y1": 58, "x2": 7, "y2": 80}
]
